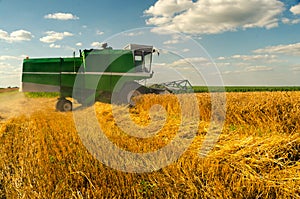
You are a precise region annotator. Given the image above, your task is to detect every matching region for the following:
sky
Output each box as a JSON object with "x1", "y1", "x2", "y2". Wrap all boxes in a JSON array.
[{"x1": 1, "y1": 0, "x2": 300, "y2": 87}]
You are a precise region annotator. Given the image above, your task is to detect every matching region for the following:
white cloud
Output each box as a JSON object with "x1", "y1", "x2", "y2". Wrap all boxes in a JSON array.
[
  {"x1": 96, "y1": 30, "x2": 104, "y2": 35},
  {"x1": 217, "y1": 56, "x2": 226, "y2": 60},
  {"x1": 44, "y1": 12, "x2": 79, "y2": 20},
  {"x1": 245, "y1": 66, "x2": 273, "y2": 72},
  {"x1": 145, "y1": 0, "x2": 285, "y2": 35},
  {"x1": 40, "y1": 31, "x2": 73, "y2": 43},
  {"x1": 217, "y1": 54, "x2": 283, "y2": 66},
  {"x1": 146, "y1": 16, "x2": 172, "y2": 25},
  {"x1": 0, "y1": 62, "x2": 15, "y2": 70},
  {"x1": 123, "y1": 31, "x2": 144, "y2": 37},
  {"x1": 291, "y1": 66, "x2": 300, "y2": 71},
  {"x1": 282, "y1": 18, "x2": 290, "y2": 24},
  {"x1": 76, "y1": 42, "x2": 83, "y2": 47},
  {"x1": 231, "y1": 54, "x2": 279, "y2": 62},
  {"x1": 10, "y1": 30, "x2": 33, "y2": 41},
  {"x1": 170, "y1": 57, "x2": 210, "y2": 67},
  {"x1": 233, "y1": 62, "x2": 252, "y2": 68},
  {"x1": 290, "y1": 3, "x2": 300, "y2": 15},
  {"x1": 282, "y1": 17, "x2": 300, "y2": 24},
  {"x1": 0, "y1": 30, "x2": 8, "y2": 39},
  {"x1": 163, "y1": 39, "x2": 180, "y2": 45},
  {"x1": 216, "y1": 62, "x2": 231, "y2": 67},
  {"x1": 144, "y1": 0, "x2": 193, "y2": 17},
  {"x1": 49, "y1": 44, "x2": 61, "y2": 48},
  {"x1": 91, "y1": 42, "x2": 104, "y2": 48},
  {"x1": 0, "y1": 55, "x2": 22, "y2": 61},
  {"x1": 253, "y1": 42, "x2": 300, "y2": 56},
  {"x1": 163, "y1": 33, "x2": 188, "y2": 44},
  {"x1": 221, "y1": 70, "x2": 242, "y2": 75},
  {"x1": 0, "y1": 29, "x2": 33, "y2": 43},
  {"x1": 291, "y1": 19, "x2": 300, "y2": 24},
  {"x1": 64, "y1": 46, "x2": 76, "y2": 52},
  {"x1": 221, "y1": 65, "x2": 273, "y2": 75}
]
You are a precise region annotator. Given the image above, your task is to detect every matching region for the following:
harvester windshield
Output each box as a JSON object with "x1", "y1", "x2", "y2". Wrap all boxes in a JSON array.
[{"x1": 124, "y1": 44, "x2": 155, "y2": 73}]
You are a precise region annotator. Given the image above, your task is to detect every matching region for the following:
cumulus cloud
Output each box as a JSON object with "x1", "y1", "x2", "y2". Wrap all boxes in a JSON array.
[
  {"x1": 163, "y1": 33, "x2": 188, "y2": 44},
  {"x1": 221, "y1": 65, "x2": 273, "y2": 75},
  {"x1": 145, "y1": 0, "x2": 285, "y2": 34},
  {"x1": 290, "y1": 3, "x2": 300, "y2": 15},
  {"x1": 253, "y1": 42, "x2": 300, "y2": 56},
  {"x1": 91, "y1": 42, "x2": 105, "y2": 48},
  {"x1": 217, "y1": 54, "x2": 283, "y2": 68},
  {"x1": 44, "y1": 12, "x2": 79, "y2": 20},
  {"x1": 246, "y1": 66, "x2": 273, "y2": 72},
  {"x1": 76, "y1": 42, "x2": 83, "y2": 47},
  {"x1": 122, "y1": 31, "x2": 144, "y2": 37},
  {"x1": 216, "y1": 62, "x2": 231, "y2": 67},
  {"x1": 291, "y1": 66, "x2": 300, "y2": 71},
  {"x1": 221, "y1": 70, "x2": 242, "y2": 75},
  {"x1": 145, "y1": 0, "x2": 193, "y2": 17},
  {"x1": 49, "y1": 44, "x2": 61, "y2": 48},
  {"x1": 0, "y1": 29, "x2": 33, "y2": 42},
  {"x1": 231, "y1": 54, "x2": 281, "y2": 62},
  {"x1": 96, "y1": 30, "x2": 104, "y2": 35},
  {"x1": 163, "y1": 39, "x2": 180, "y2": 44},
  {"x1": 169, "y1": 57, "x2": 211, "y2": 67},
  {"x1": 10, "y1": 30, "x2": 33, "y2": 41},
  {"x1": 282, "y1": 17, "x2": 300, "y2": 24},
  {"x1": 0, "y1": 63, "x2": 17, "y2": 76},
  {"x1": 40, "y1": 31, "x2": 73, "y2": 43},
  {"x1": 0, "y1": 55, "x2": 22, "y2": 61}
]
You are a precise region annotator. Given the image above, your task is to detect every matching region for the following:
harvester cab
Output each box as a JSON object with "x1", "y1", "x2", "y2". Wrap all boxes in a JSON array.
[
  {"x1": 124, "y1": 43, "x2": 156, "y2": 73},
  {"x1": 21, "y1": 44, "x2": 158, "y2": 111}
]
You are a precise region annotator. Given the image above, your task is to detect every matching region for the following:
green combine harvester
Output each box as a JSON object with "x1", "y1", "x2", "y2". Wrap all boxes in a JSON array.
[{"x1": 21, "y1": 43, "x2": 193, "y2": 111}]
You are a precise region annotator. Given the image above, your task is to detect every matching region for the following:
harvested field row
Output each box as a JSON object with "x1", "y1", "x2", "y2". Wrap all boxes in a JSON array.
[{"x1": 0, "y1": 92, "x2": 299, "y2": 198}]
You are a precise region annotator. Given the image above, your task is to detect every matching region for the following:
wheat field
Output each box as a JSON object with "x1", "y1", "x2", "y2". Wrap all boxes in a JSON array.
[{"x1": 0, "y1": 91, "x2": 299, "y2": 198}]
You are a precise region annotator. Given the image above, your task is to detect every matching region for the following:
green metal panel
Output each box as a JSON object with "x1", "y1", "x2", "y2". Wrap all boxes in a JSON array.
[
  {"x1": 84, "y1": 49, "x2": 134, "y2": 73},
  {"x1": 23, "y1": 58, "x2": 61, "y2": 73},
  {"x1": 61, "y1": 74, "x2": 77, "y2": 87},
  {"x1": 23, "y1": 57, "x2": 82, "y2": 73},
  {"x1": 108, "y1": 50, "x2": 135, "y2": 72},
  {"x1": 22, "y1": 57, "x2": 83, "y2": 87},
  {"x1": 85, "y1": 51, "x2": 111, "y2": 72},
  {"x1": 61, "y1": 57, "x2": 83, "y2": 72},
  {"x1": 22, "y1": 73, "x2": 60, "y2": 86}
]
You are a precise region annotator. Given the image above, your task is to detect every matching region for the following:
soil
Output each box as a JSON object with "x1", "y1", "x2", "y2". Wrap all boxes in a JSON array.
[
  {"x1": 0, "y1": 90, "x2": 57, "y2": 122},
  {"x1": 0, "y1": 87, "x2": 19, "y2": 93}
]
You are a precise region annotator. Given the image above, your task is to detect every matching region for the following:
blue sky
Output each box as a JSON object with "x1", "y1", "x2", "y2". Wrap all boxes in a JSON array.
[{"x1": 1, "y1": 0, "x2": 300, "y2": 87}]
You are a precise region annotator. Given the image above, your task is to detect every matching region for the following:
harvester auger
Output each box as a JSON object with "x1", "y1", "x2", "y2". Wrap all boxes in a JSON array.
[{"x1": 21, "y1": 43, "x2": 192, "y2": 111}]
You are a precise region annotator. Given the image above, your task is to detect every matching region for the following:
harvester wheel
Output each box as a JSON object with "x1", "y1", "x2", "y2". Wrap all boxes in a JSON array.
[
  {"x1": 118, "y1": 82, "x2": 145, "y2": 106},
  {"x1": 56, "y1": 99, "x2": 72, "y2": 112},
  {"x1": 127, "y1": 89, "x2": 142, "y2": 106}
]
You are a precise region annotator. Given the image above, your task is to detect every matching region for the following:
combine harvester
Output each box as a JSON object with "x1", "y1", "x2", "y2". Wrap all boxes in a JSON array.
[{"x1": 21, "y1": 44, "x2": 193, "y2": 111}]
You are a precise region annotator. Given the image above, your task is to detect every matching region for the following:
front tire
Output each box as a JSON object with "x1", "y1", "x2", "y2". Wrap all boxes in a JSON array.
[
  {"x1": 117, "y1": 82, "x2": 146, "y2": 106},
  {"x1": 56, "y1": 99, "x2": 72, "y2": 112}
]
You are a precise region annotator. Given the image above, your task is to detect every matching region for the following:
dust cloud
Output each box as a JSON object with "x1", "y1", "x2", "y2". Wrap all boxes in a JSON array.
[{"x1": 0, "y1": 91, "x2": 57, "y2": 122}]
